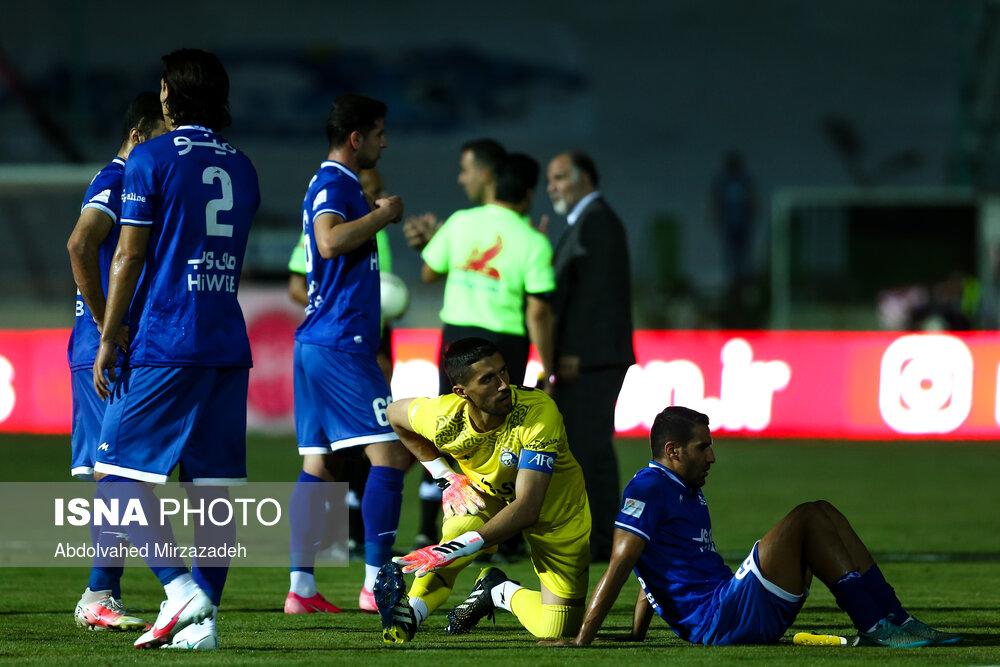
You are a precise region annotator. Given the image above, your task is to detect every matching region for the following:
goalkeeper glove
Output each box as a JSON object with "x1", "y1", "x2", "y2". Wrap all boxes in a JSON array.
[
  {"x1": 422, "y1": 457, "x2": 486, "y2": 518},
  {"x1": 394, "y1": 531, "x2": 484, "y2": 577}
]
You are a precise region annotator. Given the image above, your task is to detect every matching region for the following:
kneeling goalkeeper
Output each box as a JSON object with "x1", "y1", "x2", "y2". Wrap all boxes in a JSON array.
[{"x1": 376, "y1": 336, "x2": 591, "y2": 643}]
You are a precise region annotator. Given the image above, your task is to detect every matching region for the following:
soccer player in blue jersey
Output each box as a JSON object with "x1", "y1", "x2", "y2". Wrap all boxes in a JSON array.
[
  {"x1": 286, "y1": 93, "x2": 409, "y2": 616},
  {"x1": 92, "y1": 48, "x2": 260, "y2": 649},
  {"x1": 552, "y1": 406, "x2": 961, "y2": 648},
  {"x1": 67, "y1": 91, "x2": 165, "y2": 632}
]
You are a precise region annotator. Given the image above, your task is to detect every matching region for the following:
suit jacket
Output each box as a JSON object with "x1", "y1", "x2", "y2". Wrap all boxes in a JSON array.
[{"x1": 552, "y1": 196, "x2": 635, "y2": 369}]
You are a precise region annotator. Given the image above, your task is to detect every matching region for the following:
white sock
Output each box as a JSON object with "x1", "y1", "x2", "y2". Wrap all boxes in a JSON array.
[
  {"x1": 409, "y1": 597, "x2": 428, "y2": 626},
  {"x1": 80, "y1": 587, "x2": 110, "y2": 604},
  {"x1": 364, "y1": 564, "x2": 379, "y2": 591},
  {"x1": 289, "y1": 571, "x2": 317, "y2": 597},
  {"x1": 491, "y1": 580, "x2": 524, "y2": 612},
  {"x1": 163, "y1": 573, "x2": 200, "y2": 602}
]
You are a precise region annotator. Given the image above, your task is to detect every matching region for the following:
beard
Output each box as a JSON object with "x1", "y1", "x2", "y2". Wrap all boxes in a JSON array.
[
  {"x1": 551, "y1": 198, "x2": 568, "y2": 215},
  {"x1": 469, "y1": 390, "x2": 513, "y2": 418}
]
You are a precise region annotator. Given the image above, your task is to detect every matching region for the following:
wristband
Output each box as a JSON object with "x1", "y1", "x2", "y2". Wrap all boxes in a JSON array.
[
  {"x1": 453, "y1": 531, "x2": 484, "y2": 554},
  {"x1": 421, "y1": 456, "x2": 453, "y2": 479}
]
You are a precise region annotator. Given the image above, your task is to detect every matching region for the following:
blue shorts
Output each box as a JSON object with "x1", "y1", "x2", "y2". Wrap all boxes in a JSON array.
[
  {"x1": 695, "y1": 542, "x2": 807, "y2": 645},
  {"x1": 70, "y1": 368, "x2": 106, "y2": 480},
  {"x1": 294, "y1": 341, "x2": 397, "y2": 455},
  {"x1": 94, "y1": 366, "x2": 248, "y2": 485}
]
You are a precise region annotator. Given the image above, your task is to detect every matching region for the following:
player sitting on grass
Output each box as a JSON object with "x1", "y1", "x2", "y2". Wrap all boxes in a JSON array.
[
  {"x1": 544, "y1": 405, "x2": 961, "y2": 648},
  {"x1": 374, "y1": 337, "x2": 591, "y2": 643}
]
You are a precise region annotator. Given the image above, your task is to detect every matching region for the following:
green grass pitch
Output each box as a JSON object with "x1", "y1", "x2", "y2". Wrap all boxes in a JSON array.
[{"x1": 0, "y1": 433, "x2": 997, "y2": 664}]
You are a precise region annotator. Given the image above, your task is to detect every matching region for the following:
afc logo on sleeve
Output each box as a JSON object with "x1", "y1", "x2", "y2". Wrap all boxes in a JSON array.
[
  {"x1": 621, "y1": 498, "x2": 645, "y2": 518},
  {"x1": 519, "y1": 449, "x2": 555, "y2": 472},
  {"x1": 528, "y1": 452, "x2": 553, "y2": 470}
]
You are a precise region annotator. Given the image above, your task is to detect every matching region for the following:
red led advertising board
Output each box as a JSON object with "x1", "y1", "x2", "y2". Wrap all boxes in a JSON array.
[{"x1": 2, "y1": 325, "x2": 998, "y2": 440}]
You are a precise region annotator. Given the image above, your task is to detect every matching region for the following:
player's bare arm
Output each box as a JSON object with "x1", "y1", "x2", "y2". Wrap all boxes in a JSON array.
[
  {"x1": 313, "y1": 195, "x2": 403, "y2": 259},
  {"x1": 386, "y1": 398, "x2": 441, "y2": 462},
  {"x1": 474, "y1": 466, "x2": 551, "y2": 548},
  {"x1": 288, "y1": 272, "x2": 308, "y2": 307},
  {"x1": 542, "y1": 527, "x2": 646, "y2": 647},
  {"x1": 67, "y1": 207, "x2": 114, "y2": 329},
  {"x1": 387, "y1": 398, "x2": 486, "y2": 518},
  {"x1": 395, "y1": 462, "x2": 552, "y2": 577},
  {"x1": 421, "y1": 262, "x2": 446, "y2": 283},
  {"x1": 630, "y1": 587, "x2": 654, "y2": 641},
  {"x1": 403, "y1": 212, "x2": 438, "y2": 251},
  {"x1": 93, "y1": 225, "x2": 149, "y2": 399}
]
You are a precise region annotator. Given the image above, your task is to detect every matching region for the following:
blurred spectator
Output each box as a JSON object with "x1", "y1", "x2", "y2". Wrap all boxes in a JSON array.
[
  {"x1": 876, "y1": 272, "x2": 978, "y2": 331},
  {"x1": 709, "y1": 150, "x2": 757, "y2": 318}
]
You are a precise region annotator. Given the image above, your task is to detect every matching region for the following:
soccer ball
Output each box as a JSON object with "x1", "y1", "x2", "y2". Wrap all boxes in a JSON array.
[{"x1": 380, "y1": 272, "x2": 409, "y2": 321}]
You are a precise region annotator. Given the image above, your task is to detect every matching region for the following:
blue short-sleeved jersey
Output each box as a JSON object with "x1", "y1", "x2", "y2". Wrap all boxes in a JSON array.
[
  {"x1": 120, "y1": 125, "x2": 260, "y2": 367},
  {"x1": 614, "y1": 461, "x2": 733, "y2": 641},
  {"x1": 67, "y1": 157, "x2": 125, "y2": 371},
  {"x1": 294, "y1": 161, "x2": 380, "y2": 354}
]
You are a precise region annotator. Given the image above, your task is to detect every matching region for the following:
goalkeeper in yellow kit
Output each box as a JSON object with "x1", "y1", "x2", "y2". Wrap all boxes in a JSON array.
[{"x1": 375, "y1": 337, "x2": 591, "y2": 643}]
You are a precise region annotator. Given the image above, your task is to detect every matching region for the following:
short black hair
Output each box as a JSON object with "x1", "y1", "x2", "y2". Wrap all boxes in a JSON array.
[
  {"x1": 567, "y1": 151, "x2": 599, "y2": 187},
  {"x1": 461, "y1": 138, "x2": 506, "y2": 177},
  {"x1": 326, "y1": 93, "x2": 387, "y2": 148},
  {"x1": 494, "y1": 153, "x2": 539, "y2": 205},
  {"x1": 444, "y1": 337, "x2": 500, "y2": 386},
  {"x1": 649, "y1": 406, "x2": 709, "y2": 457},
  {"x1": 120, "y1": 91, "x2": 163, "y2": 143},
  {"x1": 161, "y1": 48, "x2": 231, "y2": 131}
]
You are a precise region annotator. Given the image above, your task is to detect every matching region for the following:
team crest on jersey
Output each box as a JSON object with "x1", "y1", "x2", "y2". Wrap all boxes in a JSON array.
[
  {"x1": 500, "y1": 450, "x2": 516, "y2": 467},
  {"x1": 92, "y1": 189, "x2": 111, "y2": 204},
  {"x1": 621, "y1": 498, "x2": 645, "y2": 518}
]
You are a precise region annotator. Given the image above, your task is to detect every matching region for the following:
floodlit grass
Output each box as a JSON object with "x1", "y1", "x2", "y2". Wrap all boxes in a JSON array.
[{"x1": 0, "y1": 434, "x2": 997, "y2": 664}]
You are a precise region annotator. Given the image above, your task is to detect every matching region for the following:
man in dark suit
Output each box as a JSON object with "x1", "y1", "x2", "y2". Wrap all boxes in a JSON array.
[{"x1": 545, "y1": 151, "x2": 635, "y2": 562}]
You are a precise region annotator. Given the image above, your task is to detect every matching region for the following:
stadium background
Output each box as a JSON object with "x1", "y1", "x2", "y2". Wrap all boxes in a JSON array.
[{"x1": 1, "y1": 0, "x2": 998, "y2": 661}]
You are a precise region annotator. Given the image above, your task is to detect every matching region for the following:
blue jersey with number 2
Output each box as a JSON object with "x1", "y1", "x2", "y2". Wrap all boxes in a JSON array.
[{"x1": 120, "y1": 125, "x2": 260, "y2": 367}]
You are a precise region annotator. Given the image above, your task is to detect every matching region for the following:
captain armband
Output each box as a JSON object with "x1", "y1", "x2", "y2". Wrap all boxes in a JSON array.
[{"x1": 518, "y1": 449, "x2": 556, "y2": 474}]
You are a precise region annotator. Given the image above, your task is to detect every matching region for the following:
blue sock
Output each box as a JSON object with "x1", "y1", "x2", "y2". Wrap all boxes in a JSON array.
[
  {"x1": 87, "y1": 567, "x2": 124, "y2": 599},
  {"x1": 96, "y1": 475, "x2": 188, "y2": 587},
  {"x1": 88, "y1": 486, "x2": 124, "y2": 598},
  {"x1": 831, "y1": 570, "x2": 883, "y2": 632},
  {"x1": 289, "y1": 470, "x2": 327, "y2": 573},
  {"x1": 861, "y1": 565, "x2": 908, "y2": 624},
  {"x1": 188, "y1": 486, "x2": 235, "y2": 607},
  {"x1": 362, "y1": 466, "x2": 404, "y2": 568}
]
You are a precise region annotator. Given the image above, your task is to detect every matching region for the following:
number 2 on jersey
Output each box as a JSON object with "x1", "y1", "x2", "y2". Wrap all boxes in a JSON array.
[{"x1": 203, "y1": 167, "x2": 234, "y2": 237}]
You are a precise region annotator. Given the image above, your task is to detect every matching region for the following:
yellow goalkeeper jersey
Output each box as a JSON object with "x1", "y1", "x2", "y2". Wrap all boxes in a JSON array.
[{"x1": 407, "y1": 386, "x2": 589, "y2": 535}]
